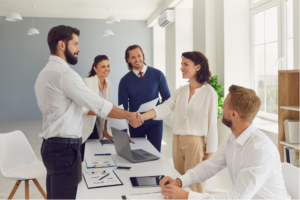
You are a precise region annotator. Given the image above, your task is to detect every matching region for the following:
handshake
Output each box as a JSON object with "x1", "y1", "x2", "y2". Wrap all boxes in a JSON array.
[{"x1": 127, "y1": 112, "x2": 144, "y2": 128}]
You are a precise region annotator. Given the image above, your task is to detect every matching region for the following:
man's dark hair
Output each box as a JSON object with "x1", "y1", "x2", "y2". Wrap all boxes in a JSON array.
[
  {"x1": 47, "y1": 25, "x2": 80, "y2": 54},
  {"x1": 181, "y1": 51, "x2": 211, "y2": 84},
  {"x1": 88, "y1": 55, "x2": 109, "y2": 77},
  {"x1": 125, "y1": 45, "x2": 146, "y2": 70}
]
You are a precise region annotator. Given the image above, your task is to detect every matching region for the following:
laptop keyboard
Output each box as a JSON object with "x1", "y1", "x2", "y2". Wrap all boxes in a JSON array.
[{"x1": 131, "y1": 151, "x2": 147, "y2": 160}]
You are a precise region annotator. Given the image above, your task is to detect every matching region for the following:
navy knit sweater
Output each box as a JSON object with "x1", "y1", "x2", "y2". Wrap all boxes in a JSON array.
[{"x1": 118, "y1": 66, "x2": 170, "y2": 124}]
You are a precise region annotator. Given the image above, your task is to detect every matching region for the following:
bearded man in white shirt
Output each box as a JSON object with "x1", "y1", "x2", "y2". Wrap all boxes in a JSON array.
[
  {"x1": 34, "y1": 25, "x2": 143, "y2": 199},
  {"x1": 159, "y1": 85, "x2": 290, "y2": 199}
]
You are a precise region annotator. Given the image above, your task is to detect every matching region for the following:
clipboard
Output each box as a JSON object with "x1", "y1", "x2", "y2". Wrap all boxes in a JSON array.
[
  {"x1": 83, "y1": 170, "x2": 123, "y2": 189},
  {"x1": 85, "y1": 155, "x2": 117, "y2": 169}
]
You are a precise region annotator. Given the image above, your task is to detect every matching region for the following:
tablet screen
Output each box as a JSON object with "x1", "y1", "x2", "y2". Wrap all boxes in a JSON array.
[{"x1": 130, "y1": 175, "x2": 164, "y2": 187}]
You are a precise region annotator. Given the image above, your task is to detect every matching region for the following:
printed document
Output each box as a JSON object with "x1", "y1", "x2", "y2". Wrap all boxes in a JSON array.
[
  {"x1": 83, "y1": 170, "x2": 123, "y2": 189},
  {"x1": 107, "y1": 104, "x2": 128, "y2": 130},
  {"x1": 136, "y1": 98, "x2": 159, "y2": 113}
]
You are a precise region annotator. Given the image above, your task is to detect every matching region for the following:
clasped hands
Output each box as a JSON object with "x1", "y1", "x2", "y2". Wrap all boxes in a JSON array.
[
  {"x1": 128, "y1": 112, "x2": 144, "y2": 128},
  {"x1": 159, "y1": 176, "x2": 189, "y2": 200}
]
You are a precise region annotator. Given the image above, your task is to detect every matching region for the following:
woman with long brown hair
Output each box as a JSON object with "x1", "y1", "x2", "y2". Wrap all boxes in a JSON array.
[{"x1": 138, "y1": 51, "x2": 218, "y2": 193}]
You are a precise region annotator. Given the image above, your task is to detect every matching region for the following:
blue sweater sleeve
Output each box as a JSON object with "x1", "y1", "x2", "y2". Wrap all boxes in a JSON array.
[
  {"x1": 158, "y1": 72, "x2": 171, "y2": 103},
  {"x1": 118, "y1": 77, "x2": 129, "y2": 111}
]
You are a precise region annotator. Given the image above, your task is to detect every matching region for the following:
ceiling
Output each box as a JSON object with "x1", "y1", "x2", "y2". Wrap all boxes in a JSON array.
[{"x1": 0, "y1": 0, "x2": 166, "y2": 20}]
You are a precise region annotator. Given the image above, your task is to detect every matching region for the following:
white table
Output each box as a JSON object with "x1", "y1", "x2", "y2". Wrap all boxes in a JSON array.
[{"x1": 76, "y1": 138, "x2": 189, "y2": 199}]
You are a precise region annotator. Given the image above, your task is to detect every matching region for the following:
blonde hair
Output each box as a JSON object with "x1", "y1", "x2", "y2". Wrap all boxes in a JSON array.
[{"x1": 228, "y1": 85, "x2": 261, "y2": 122}]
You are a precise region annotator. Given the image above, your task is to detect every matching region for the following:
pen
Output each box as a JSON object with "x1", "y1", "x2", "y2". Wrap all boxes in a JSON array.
[
  {"x1": 99, "y1": 173, "x2": 110, "y2": 180},
  {"x1": 94, "y1": 153, "x2": 111, "y2": 156}
]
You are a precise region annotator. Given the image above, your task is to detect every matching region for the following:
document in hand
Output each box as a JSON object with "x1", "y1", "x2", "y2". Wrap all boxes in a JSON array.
[
  {"x1": 85, "y1": 155, "x2": 117, "y2": 168},
  {"x1": 136, "y1": 98, "x2": 159, "y2": 113},
  {"x1": 83, "y1": 170, "x2": 123, "y2": 189},
  {"x1": 107, "y1": 104, "x2": 128, "y2": 130}
]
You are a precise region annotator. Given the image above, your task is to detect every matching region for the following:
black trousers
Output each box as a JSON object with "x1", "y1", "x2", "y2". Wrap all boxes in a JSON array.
[
  {"x1": 41, "y1": 137, "x2": 82, "y2": 199},
  {"x1": 129, "y1": 120, "x2": 163, "y2": 152}
]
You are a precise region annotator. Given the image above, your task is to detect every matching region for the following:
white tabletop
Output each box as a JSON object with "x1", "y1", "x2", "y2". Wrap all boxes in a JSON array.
[{"x1": 76, "y1": 138, "x2": 189, "y2": 199}]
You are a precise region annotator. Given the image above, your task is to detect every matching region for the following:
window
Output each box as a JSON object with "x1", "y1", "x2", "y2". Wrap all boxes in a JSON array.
[{"x1": 250, "y1": 0, "x2": 297, "y2": 121}]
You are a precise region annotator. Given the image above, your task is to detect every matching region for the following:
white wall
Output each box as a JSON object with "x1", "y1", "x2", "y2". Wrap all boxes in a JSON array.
[
  {"x1": 223, "y1": 0, "x2": 251, "y2": 96},
  {"x1": 153, "y1": 23, "x2": 166, "y2": 74}
]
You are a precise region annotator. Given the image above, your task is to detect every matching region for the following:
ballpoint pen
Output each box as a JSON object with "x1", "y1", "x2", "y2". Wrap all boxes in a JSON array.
[
  {"x1": 95, "y1": 153, "x2": 111, "y2": 156},
  {"x1": 99, "y1": 173, "x2": 110, "y2": 180}
]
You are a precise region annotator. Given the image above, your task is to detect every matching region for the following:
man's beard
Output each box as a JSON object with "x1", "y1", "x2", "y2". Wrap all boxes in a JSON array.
[
  {"x1": 222, "y1": 115, "x2": 232, "y2": 128},
  {"x1": 65, "y1": 46, "x2": 78, "y2": 65}
]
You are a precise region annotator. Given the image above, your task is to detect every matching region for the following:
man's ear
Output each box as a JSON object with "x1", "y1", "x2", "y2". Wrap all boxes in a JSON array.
[
  {"x1": 232, "y1": 110, "x2": 239, "y2": 120},
  {"x1": 57, "y1": 40, "x2": 66, "y2": 52}
]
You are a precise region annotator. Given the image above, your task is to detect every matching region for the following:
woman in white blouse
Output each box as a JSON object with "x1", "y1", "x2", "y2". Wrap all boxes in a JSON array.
[
  {"x1": 81, "y1": 55, "x2": 113, "y2": 143},
  {"x1": 140, "y1": 51, "x2": 218, "y2": 193}
]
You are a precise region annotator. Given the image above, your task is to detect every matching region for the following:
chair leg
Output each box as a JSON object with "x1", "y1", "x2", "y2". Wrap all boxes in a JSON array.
[
  {"x1": 8, "y1": 180, "x2": 21, "y2": 200},
  {"x1": 32, "y1": 179, "x2": 47, "y2": 199},
  {"x1": 25, "y1": 180, "x2": 29, "y2": 200}
]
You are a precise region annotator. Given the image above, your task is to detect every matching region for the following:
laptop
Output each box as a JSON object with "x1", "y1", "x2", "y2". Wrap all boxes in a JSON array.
[{"x1": 111, "y1": 127, "x2": 160, "y2": 163}]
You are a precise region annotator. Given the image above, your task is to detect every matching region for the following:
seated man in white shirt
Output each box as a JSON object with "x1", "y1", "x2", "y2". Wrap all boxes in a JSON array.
[{"x1": 159, "y1": 85, "x2": 290, "y2": 199}]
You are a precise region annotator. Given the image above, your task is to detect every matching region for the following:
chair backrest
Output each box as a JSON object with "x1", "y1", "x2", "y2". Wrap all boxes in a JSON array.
[
  {"x1": 282, "y1": 162, "x2": 300, "y2": 199},
  {"x1": 0, "y1": 130, "x2": 41, "y2": 176}
]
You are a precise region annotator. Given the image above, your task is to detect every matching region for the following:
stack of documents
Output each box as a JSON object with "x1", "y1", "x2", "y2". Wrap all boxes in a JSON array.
[{"x1": 85, "y1": 155, "x2": 117, "y2": 168}]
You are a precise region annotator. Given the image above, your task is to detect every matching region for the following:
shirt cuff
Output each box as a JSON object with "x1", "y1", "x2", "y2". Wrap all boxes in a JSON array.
[
  {"x1": 153, "y1": 107, "x2": 162, "y2": 120},
  {"x1": 98, "y1": 100, "x2": 113, "y2": 118},
  {"x1": 188, "y1": 191, "x2": 204, "y2": 199},
  {"x1": 179, "y1": 174, "x2": 192, "y2": 188}
]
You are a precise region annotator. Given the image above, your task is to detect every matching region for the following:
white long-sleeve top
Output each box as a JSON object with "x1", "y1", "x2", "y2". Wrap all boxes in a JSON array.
[
  {"x1": 34, "y1": 55, "x2": 113, "y2": 139},
  {"x1": 179, "y1": 124, "x2": 290, "y2": 199},
  {"x1": 153, "y1": 83, "x2": 218, "y2": 153}
]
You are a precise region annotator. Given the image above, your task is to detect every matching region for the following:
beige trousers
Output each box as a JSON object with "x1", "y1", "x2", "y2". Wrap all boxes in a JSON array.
[{"x1": 172, "y1": 134, "x2": 206, "y2": 193}]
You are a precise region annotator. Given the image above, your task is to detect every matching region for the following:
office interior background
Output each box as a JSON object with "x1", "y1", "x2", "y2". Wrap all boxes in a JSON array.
[{"x1": 0, "y1": 0, "x2": 299, "y2": 199}]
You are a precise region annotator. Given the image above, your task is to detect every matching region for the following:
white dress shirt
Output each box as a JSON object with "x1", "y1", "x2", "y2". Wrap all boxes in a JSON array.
[
  {"x1": 179, "y1": 124, "x2": 290, "y2": 199},
  {"x1": 132, "y1": 65, "x2": 147, "y2": 78},
  {"x1": 153, "y1": 83, "x2": 218, "y2": 153},
  {"x1": 34, "y1": 56, "x2": 113, "y2": 139}
]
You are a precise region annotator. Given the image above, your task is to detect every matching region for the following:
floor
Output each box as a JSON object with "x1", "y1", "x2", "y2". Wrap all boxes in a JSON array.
[{"x1": 0, "y1": 120, "x2": 173, "y2": 199}]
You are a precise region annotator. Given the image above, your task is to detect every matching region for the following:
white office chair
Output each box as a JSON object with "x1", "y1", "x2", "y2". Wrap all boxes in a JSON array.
[
  {"x1": 0, "y1": 130, "x2": 47, "y2": 199},
  {"x1": 282, "y1": 162, "x2": 300, "y2": 199}
]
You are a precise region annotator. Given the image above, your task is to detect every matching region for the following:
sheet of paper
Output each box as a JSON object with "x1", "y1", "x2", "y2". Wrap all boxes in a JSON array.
[
  {"x1": 136, "y1": 98, "x2": 159, "y2": 113},
  {"x1": 125, "y1": 192, "x2": 164, "y2": 200},
  {"x1": 107, "y1": 105, "x2": 128, "y2": 130},
  {"x1": 83, "y1": 170, "x2": 122, "y2": 189},
  {"x1": 85, "y1": 156, "x2": 115, "y2": 168}
]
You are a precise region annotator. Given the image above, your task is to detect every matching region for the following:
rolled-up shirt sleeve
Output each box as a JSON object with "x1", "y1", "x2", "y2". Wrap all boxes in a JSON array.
[
  {"x1": 61, "y1": 71, "x2": 113, "y2": 118},
  {"x1": 153, "y1": 87, "x2": 182, "y2": 120},
  {"x1": 205, "y1": 92, "x2": 218, "y2": 153}
]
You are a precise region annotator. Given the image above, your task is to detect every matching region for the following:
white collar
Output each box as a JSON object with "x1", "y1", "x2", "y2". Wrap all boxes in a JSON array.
[
  {"x1": 132, "y1": 65, "x2": 147, "y2": 77},
  {"x1": 49, "y1": 55, "x2": 70, "y2": 68},
  {"x1": 230, "y1": 124, "x2": 256, "y2": 146}
]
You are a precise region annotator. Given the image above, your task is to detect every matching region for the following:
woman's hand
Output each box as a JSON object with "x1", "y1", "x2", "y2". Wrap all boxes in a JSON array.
[
  {"x1": 203, "y1": 153, "x2": 212, "y2": 160},
  {"x1": 128, "y1": 135, "x2": 135, "y2": 144},
  {"x1": 101, "y1": 129, "x2": 113, "y2": 140}
]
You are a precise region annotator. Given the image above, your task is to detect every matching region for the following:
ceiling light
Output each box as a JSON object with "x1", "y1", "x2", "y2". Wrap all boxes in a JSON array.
[
  {"x1": 106, "y1": 15, "x2": 120, "y2": 24},
  {"x1": 27, "y1": 28, "x2": 40, "y2": 35},
  {"x1": 102, "y1": 29, "x2": 114, "y2": 37},
  {"x1": 6, "y1": 12, "x2": 22, "y2": 22}
]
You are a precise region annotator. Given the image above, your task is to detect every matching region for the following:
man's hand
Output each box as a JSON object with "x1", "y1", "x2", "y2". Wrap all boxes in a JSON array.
[
  {"x1": 204, "y1": 153, "x2": 212, "y2": 160},
  {"x1": 159, "y1": 176, "x2": 182, "y2": 188},
  {"x1": 161, "y1": 184, "x2": 189, "y2": 200},
  {"x1": 128, "y1": 112, "x2": 144, "y2": 128},
  {"x1": 101, "y1": 129, "x2": 113, "y2": 140}
]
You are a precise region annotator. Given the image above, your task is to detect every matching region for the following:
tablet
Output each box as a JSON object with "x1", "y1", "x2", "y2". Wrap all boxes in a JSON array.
[{"x1": 130, "y1": 175, "x2": 164, "y2": 187}]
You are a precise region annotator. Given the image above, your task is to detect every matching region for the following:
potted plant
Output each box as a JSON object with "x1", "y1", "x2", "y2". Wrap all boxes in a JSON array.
[{"x1": 209, "y1": 75, "x2": 224, "y2": 119}]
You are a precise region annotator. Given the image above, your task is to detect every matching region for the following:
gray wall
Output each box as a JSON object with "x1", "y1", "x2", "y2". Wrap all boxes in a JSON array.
[{"x1": 0, "y1": 17, "x2": 153, "y2": 121}]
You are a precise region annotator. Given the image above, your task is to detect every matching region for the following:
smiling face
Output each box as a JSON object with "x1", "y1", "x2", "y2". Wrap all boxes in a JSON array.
[
  {"x1": 94, "y1": 59, "x2": 110, "y2": 78},
  {"x1": 64, "y1": 33, "x2": 80, "y2": 65},
  {"x1": 127, "y1": 48, "x2": 144, "y2": 71},
  {"x1": 180, "y1": 57, "x2": 201, "y2": 80}
]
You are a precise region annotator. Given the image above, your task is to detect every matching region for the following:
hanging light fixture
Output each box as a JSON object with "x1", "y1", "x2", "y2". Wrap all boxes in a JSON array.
[
  {"x1": 106, "y1": 0, "x2": 121, "y2": 24},
  {"x1": 27, "y1": 5, "x2": 40, "y2": 35},
  {"x1": 103, "y1": 7, "x2": 114, "y2": 37},
  {"x1": 6, "y1": 1, "x2": 22, "y2": 22}
]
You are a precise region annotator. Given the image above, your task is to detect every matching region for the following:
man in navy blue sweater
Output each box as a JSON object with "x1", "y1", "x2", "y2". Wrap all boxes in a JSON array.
[{"x1": 118, "y1": 45, "x2": 170, "y2": 152}]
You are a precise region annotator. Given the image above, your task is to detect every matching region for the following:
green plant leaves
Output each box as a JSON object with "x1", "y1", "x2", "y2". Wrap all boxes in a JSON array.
[{"x1": 209, "y1": 75, "x2": 224, "y2": 119}]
